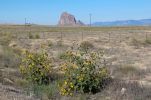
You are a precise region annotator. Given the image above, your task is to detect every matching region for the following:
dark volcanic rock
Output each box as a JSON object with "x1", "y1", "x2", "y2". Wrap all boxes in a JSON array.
[{"x1": 58, "y1": 12, "x2": 84, "y2": 26}]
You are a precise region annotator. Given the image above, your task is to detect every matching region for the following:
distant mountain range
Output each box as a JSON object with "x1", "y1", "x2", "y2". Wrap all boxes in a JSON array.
[{"x1": 92, "y1": 19, "x2": 151, "y2": 26}]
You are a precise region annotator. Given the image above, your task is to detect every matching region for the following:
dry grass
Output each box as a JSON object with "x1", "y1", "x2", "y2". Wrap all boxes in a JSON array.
[{"x1": 1, "y1": 25, "x2": 151, "y2": 99}]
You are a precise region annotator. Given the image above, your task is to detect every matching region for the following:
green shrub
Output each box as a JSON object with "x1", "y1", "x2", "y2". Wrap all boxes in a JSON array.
[
  {"x1": 57, "y1": 40, "x2": 63, "y2": 47},
  {"x1": 118, "y1": 65, "x2": 137, "y2": 75},
  {"x1": 29, "y1": 33, "x2": 34, "y2": 39},
  {"x1": 131, "y1": 38, "x2": 151, "y2": 47},
  {"x1": 15, "y1": 78, "x2": 29, "y2": 88},
  {"x1": 59, "y1": 49, "x2": 110, "y2": 96},
  {"x1": 0, "y1": 46, "x2": 20, "y2": 68},
  {"x1": 35, "y1": 34, "x2": 40, "y2": 39},
  {"x1": 80, "y1": 41, "x2": 94, "y2": 52},
  {"x1": 114, "y1": 64, "x2": 145, "y2": 80},
  {"x1": 48, "y1": 41, "x2": 53, "y2": 47},
  {"x1": 145, "y1": 38, "x2": 151, "y2": 44},
  {"x1": 131, "y1": 38, "x2": 142, "y2": 47},
  {"x1": 19, "y1": 50, "x2": 52, "y2": 84},
  {"x1": 31, "y1": 82, "x2": 58, "y2": 99},
  {"x1": 0, "y1": 37, "x2": 11, "y2": 46}
]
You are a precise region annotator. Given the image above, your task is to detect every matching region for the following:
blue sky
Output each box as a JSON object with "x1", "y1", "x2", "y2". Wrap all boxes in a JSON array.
[{"x1": 0, "y1": 0, "x2": 151, "y2": 25}]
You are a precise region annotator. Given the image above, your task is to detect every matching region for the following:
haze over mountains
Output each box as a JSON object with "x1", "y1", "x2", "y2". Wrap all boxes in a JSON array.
[
  {"x1": 93, "y1": 19, "x2": 151, "y2": 26},
  {"x1": 58, "y1": 12, "x2": 151, "y2": 27},
  {"x1": 0, "y1": 11, "x2": 151, "y2": 26},
  {"x1": 57, "y1": 12, "x2": 151, "y2": 26}
]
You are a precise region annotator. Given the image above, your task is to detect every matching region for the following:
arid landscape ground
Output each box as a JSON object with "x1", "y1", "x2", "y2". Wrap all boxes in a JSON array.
[{"x1": 1, "y1": 25, "x2": 151, "y2": 100}]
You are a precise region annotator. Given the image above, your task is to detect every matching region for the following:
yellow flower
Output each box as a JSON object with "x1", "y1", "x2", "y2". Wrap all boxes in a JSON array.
[
  {"x1": 72, "y1": 64, "x2": 78, "y2": 69},
  {"x1": 87, "y1": 60, "x2": 92, "y2": 64},
  {"x1": 28, "y1": 54, "x2": 33, "y2": 58},
  {"x1": 84, "y1": 61, "x2": 89, "y2": 65},
  {"x1": 79, "y1": 77, "x2": 83, "y2": 81},
  {"x1": 61, "y1": 92, "x2": 65, "y2": 96},
  {"x1": 76, "y1": 52, "x2": 81, "y2": 57},
  {"x1": 70, "y1": 82, "x2": 74, "y2": 88},
  {"x1": 22, "y1": 49, "x2": 27, "y2": 55},
  {"x1": 64, "y1": 81, "x2": 67, "y2": 85},
  {"x1": 69, "y1": 93, "x2": 73, "y2": 96},
  {"x1": 67, "y1": 51, "x2": 72, "y2": 55},
  {"x1": 29, "y1": 65, "x2": 32, "y2": 69},
  {"x1": 68, "y1": 88, "x2": 71, "y2": 91},
  {"x1": 34, "y1": 78, "x2": 38, "y2": 81},
  {"x1": 40, "y1": 72, "x2": 44, "y2": 76},
  {"x1": 31, "y1": 63, "x2": 35, "y2": 66},
  {"x1": 21, "y1": 59, "x2": 26, "y2": 63},
  {"x1": 19, "y1": 65, "x2": 26, "y2": 74}
]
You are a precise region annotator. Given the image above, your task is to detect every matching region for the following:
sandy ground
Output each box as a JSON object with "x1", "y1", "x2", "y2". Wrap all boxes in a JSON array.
[{"x1": 1, "y1": 26, "x2": 151, "y2": 99}]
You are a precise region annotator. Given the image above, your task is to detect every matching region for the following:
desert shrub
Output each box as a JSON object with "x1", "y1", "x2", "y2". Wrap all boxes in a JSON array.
[
  {"x1": 30, "y1": 82, "x2": 58, "y2": 99},
  {"x1": 118, "y1": 65, "x2": 137, "y2": 75},
  {"x1": 0, "y1": 46, "x2": 20, "y2": 68},
  {"x1": 131, "y1": 38, "x2": 151, "y2": 47},
  {"x1": 131, "y1": 38, "x2": 142, "y2": 47},
  {"x1": 80, "y1": 41, "x2": 94, "y2": 52},
  {"x1": 35, "y1": 34, "x2": 40, "y2": 39},
  {"x1": 145, "y1": 38, "x2": 151, "y2": 44},
  {"x1": 105, "y1": 79, "x2": 151, "y2": 100},
  {"x1": 114, "y1": 65, "x2": 145, "y2": 79},
  {"x1": 48, "y1": 41, "x2": 53, "y2": 47},
  {"x1": 29, "y1": 33, "x2": 40, "y2": 39},
  {"x1": 29, "y1": 33, "x2": 34, "y2": 39},
  {"x1": 59, "y1": 49, "x2": 110, "y2": 96},
  {"x1": 0, "y1": 32, "x2": 12, "y2": 46},
  {"x1": 57, "y1": 40, "x2": 63, "y2": 47},
  {"x1": 0, "y1": 70, "x2": 2, "y2": 82},
  {"x1": 0, "y1": 37, "x2": 11, "y2": 46},
  {"x1": 15, "y1": 78, "x2": 29, "y2": 88},
  {"x1": 19, "y1": 50, "x2": 52, "y2": 84}
]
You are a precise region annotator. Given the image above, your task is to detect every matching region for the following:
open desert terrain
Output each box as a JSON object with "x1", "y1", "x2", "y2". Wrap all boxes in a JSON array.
[{"x1": 1, "y1": 25, "x2": 151, "y2": 100}]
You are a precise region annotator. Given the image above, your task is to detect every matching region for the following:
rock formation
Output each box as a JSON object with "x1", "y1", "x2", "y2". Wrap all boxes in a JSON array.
[{"x1": 58, "y1": 12, "x2": 84, "y2": 26}]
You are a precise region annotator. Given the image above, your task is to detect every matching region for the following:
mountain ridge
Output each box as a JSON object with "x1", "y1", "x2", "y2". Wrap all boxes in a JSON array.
[{"x1": 93, "y1": 19, "x2": 151, "y2": 26}]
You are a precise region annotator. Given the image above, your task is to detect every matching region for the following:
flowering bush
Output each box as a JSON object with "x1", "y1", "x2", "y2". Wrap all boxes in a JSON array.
[
  {"x1": 59, "y1": 50, "x2": 110, "y2": 96},
  {"x1": 80, "y1": 41, "x2": 94, "y2": 52},
  {"x1": 19, "y1": 50, "x2": 52, "y2": 84}
]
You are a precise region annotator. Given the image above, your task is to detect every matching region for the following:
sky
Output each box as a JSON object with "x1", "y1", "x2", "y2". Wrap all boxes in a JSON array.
[{"x1": 0, "y1": 0, "x2": 151, "y2": 25}]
